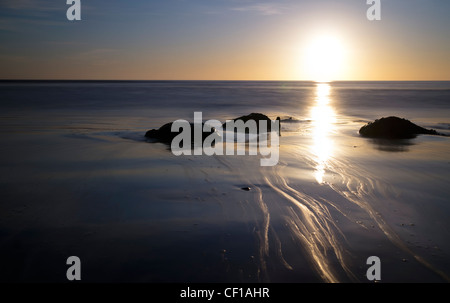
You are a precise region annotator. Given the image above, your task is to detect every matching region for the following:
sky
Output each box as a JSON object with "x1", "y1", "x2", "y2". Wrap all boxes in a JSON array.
[{"x1": 0, "y1": 0, "x2": 449, "y2": 80}]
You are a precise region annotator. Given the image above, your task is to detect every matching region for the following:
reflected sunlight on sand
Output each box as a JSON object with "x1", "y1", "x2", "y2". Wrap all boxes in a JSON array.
[{"x1": 310, "y1": 83, "x2": 336, "y2": 184}]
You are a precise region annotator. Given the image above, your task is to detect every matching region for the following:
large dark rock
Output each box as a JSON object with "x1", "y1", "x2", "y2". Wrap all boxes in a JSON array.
[
  {"x1": 145, "y1": 122, "x2": 216, "y2": 144},
  {"x1": 145, "y1": 113, "x2": 281, "y2": 144},
  {"x1": 222, "y1": 113, "x2": 281, "y2": 134},
  {"x1": 359, "y1": 116, "x2": 439, "y2": 139}
]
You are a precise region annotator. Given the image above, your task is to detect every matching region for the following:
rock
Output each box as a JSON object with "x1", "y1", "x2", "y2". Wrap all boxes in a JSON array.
[
  {"x1": 223, "y1": 113, "x2": 281, "y2": 135},
  {"x1": 145, "y1": 113, "x2": 280, "y2": 144},
  {"x1": 359, "y1": 116, "x2": 440, "y2": 139},
  {"x1": 145, "y1": 122, "x2": 216, "y2": 144},
  {"x1": 241, "y1": 187, "x2": 251, "y2": 191}
]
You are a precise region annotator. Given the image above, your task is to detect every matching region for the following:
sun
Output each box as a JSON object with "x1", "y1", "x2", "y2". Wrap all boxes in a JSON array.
[{"x1": 302, "y1": 35, "x2": 346, "y2": 82}]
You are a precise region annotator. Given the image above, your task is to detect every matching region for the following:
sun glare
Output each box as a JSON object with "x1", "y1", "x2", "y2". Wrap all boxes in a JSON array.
[
  {"x1": 311, "y1": 83, "x2": 336, "y2": 184},
  {"x1": 303, "y1": 35, "x2": 346, "y2": 82}
]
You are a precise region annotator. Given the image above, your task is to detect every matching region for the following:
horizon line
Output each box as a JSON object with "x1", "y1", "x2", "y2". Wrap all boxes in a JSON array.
[{"x1": 1, "y1": 79, "x2": 450, "y2": 82}]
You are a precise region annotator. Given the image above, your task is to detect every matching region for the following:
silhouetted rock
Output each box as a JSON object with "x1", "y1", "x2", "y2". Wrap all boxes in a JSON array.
[
  {"x1": 359, "y1": 117, "x2": 439, "y2": 139},
  {"x1": 145, "y1": 122, "x2": 216, "y2": 144},
  {"x1": 223, "y1": 113, "x2": 281, "y2": 135},
  {"x1": 145, "y1": 113, "x2": 281, "y2": 144}
]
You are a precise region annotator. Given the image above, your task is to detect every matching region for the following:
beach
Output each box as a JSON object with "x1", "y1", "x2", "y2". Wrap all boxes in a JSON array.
[{"x1": 0, "y1": 80, "x2": 449, "y2": 282}]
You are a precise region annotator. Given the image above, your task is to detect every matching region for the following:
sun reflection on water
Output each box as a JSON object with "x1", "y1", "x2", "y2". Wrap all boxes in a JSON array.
[{"x1": 311, "y1": 83, "x2": 336, "y2": 184}]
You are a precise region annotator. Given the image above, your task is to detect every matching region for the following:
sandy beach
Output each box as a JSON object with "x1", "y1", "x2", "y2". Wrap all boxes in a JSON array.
[{"x1": 1, "y1": 81, "x2": 449, "y2": 283}]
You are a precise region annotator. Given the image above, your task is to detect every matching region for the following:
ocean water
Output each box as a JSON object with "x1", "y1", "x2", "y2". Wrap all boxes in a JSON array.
[{"x1": 0, "y1": 81, "x2": 449, "y2": 282}]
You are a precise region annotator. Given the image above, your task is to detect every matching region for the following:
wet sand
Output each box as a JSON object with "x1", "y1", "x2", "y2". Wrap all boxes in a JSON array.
[{"x1": 0, "y1": 108, "x2": 449, "y2": 283}]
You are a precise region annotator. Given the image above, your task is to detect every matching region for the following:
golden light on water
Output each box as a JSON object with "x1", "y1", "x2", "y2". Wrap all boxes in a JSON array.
[{"x1": 311, "y1": 82, "x2": 336, "y2": 184}]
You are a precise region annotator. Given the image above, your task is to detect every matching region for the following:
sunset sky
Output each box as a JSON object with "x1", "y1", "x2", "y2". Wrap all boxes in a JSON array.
[{"x1": 1, "y1": 0, "x2": 449, "y2": 80}]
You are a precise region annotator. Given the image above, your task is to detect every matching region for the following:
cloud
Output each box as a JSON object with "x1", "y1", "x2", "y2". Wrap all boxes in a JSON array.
[
  {"x1": 0, "y1": 0, "x2": 61, "y2": 11},
  {"x1": 0, "y1": 0, "x2": 71, "y2": 32},
  {"x1": 231, "y1": 3, "x2": 287, "y2": 16},
  {"x1": 0, "y1": 16, "x2": 66, "y2": 33}
]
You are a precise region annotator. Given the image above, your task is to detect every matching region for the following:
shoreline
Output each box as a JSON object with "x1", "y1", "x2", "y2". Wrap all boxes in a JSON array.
[
  {"x1": 1, "y1": 119, "x2": 449, "y2": 282},
  {"x1": 0, "y1": 81, "x2": 449, "y2": 282}
]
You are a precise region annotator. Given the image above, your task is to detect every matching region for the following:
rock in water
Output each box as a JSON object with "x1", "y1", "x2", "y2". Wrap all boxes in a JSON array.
[
  {"x1": 145, "y1": 113, "x2": 281, "y2": 144},
  {"x1": 359, "y1": 116, "x2": 439, "y2": 139},
  {"x1": 145, "y1": 122, "x2": 216, "y2": 144},
  {"x1": 222, "y1": 113, "x2": 281, "y2": 135}
]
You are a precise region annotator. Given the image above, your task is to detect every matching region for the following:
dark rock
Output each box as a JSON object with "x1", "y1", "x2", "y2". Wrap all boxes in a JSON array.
[
  {"x1": 145, "y1": 122, "x2": 216, "y2": 145},
  {"x1": 145, "y1": 113, "x2": 281, "y2": 145},
  {"x1": 223, "y1": 113, "x2": 281, "y2": 135},
  {"x1": 359, "y1": 116, "x2": 440, "y2": 139}
]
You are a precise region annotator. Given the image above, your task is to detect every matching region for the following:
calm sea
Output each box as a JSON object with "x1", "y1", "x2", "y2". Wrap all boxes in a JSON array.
[{"x1": 1, "y1": 80, "x2": 449, "y2": 127}]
